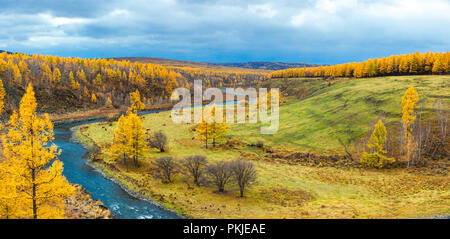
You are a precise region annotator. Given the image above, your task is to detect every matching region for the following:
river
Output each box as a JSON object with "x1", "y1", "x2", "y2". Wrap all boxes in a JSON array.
[
  {"x1": 54, "y1": 90, "x2": 252, "y2": 219},
  {"x1": 54, "y1": 116, "x2": 179, "y2": 219}
]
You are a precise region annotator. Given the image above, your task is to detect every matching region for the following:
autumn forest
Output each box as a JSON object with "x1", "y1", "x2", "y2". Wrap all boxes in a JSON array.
[{"x1": 0, "y1": 47, "x2": 448, "y2": 219}]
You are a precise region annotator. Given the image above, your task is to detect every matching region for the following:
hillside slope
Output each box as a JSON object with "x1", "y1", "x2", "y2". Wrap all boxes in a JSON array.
[
  {"x1": 231, "y1": 75, "x2": 449, "y2": 154},
  {"x1": 77, "y1": 74, "x2": 450, "y2": 219}
]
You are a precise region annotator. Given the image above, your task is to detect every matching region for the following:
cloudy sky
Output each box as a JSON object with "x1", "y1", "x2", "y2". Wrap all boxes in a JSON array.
[{"x1": 1, "y1": 0, "x2": 449, "y2": 64}]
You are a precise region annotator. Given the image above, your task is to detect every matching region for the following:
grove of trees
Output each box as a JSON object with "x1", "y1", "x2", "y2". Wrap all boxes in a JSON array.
[
  {"x1": 0, "y1": 52, "x2": 267, "y2": 115},
  {"x1": 270, "y1": 52, "x2": 449, "y2": 79},
  {"x1": 360, "y1": 86, "x2": 448, "y2": 168},
  {"x1": 108, "y1": 91, "x2": 147, "y2": 168},
  {"x1": 196, "y1": 105, "x2": 230, "y2": 149}
]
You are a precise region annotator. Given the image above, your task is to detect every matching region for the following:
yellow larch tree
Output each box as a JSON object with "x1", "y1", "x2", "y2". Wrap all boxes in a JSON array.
[
  {"x1": 52, "y1": 67, "x2": 61, "y2": 84},
  {"x1": 106, "y1": 96, "x2": 113, "y2": 108},
  {"x1": 108, "y1": 115, "x2": 130, "y2": 167},
  {"x1": 432, "y1": 55, "x2": 445, "y2": 74},
  {"x1": 129, "y1": 90, "x2": 145, "y2": 113},
  {"x1": 401, "y1": 86, "x2": 419, "y2": 166},
  {"x1": 1, "y1": 83, "x2": 74, "y2": 219},
  {"x1": 69, "y1": 71, "x2": 80, "y2": 91},
  {"x1": 91, "y1": 93, "x2": 97, "y2": 104},
  {"x1": 77, "y1": 69, "x2": 86, "y2": 83},
  {"x1": 18, "y1": 61, "x2": 30, "y2": 84},
  {"x1": 360, "y1": 120, "x2": 395, "y2": 168},
  {"x1": 196, "y1": 106, "x2": 212, "y2": 149},
  {"x1": 95, "y1": 73, "x2": 102, "y2": 85},
  {"x1": 109, "y1": 112, "x2": 146, "y2": 168},
  {"x1": 126, "y1": 112, "x2": 146, "y2": 167},
  {"x1": 195, "y1": 105, "x2": 229, "y2": 148},
  {"x1": 0, "y1": 78, "x2": 5, "y2": 115},
  {"x1": 41, "y1": 63, "x2": 52, "y2": 84},
  {"x1": 0, "y1": 161, "x2": 24, "y2": 219},
  {"x1": 164, "y1": 72, "x2": 179, "y2": 97},
  {"x1": 209, "y1": 105, "x2": 229, "y2": 147},
  {"x1": 10, "y1": 62, "x2": 22, "y2": 84}
]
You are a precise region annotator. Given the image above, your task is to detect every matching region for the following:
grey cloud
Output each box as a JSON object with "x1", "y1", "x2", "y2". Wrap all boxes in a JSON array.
[{"x1": 0, "y1": 0, "x2": 449, "y2": 63}]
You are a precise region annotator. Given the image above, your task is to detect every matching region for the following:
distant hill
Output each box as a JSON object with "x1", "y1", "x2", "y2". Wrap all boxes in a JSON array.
[
  {"x1": 0, "y1": 50, "x2": 13, "y2": 54},
  {"x1": 113, "y1": 57, "x2": 216, "y2": 69},
  {"x1": 112, "y1": 57, "x2": 320, "y2": 71},
  {"x1": 211, "y1": 62, "x2": 322, "y2": 70}
]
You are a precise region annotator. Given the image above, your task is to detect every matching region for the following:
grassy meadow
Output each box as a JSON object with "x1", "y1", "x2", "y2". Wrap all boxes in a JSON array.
[
  {"x1": 247, "y1": 75, "x2": 450, "y2": 153},
  {"x1": 75, "y1": 75, "x2": 450, "y2": 218}
]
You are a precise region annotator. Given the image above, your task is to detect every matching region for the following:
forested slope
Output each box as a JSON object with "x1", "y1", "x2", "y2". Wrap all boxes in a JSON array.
[{"x1": 0, "y1": 52, "x2": 267, "y2": 114}]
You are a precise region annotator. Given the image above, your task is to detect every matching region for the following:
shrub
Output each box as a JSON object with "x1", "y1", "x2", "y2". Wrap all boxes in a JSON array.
[
  {"x1": 256, "y1": 140, "x2": 264, "y2": 148},
  {"x1": 224, "y1": 137, "x2": 245, "y2": 149}
]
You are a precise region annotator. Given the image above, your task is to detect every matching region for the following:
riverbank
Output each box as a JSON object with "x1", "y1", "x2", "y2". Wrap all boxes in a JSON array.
[
  {"x1": 65, "y1": 184, "x2": 112, "y2": 219},
  {"x1": 75, "y1": 109, "x2": 450, "y2": 219},
  {"x1": 72, "y1": 125, "x2": 187, "y2": 218},
  {"x1": 50, "y1": 103, "x2": 175, "y2": 126}
]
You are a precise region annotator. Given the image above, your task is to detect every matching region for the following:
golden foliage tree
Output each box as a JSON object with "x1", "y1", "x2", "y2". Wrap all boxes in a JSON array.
[
  {"x1": 109, "y1": 115, "x2": 129, "y2": 166},
  {"x1": 257, "y1": 89, "x2": 285, "y2": 111},
  {"x1": 0, "y1": 162, "x2": 23, "y2": 219},
  {"x1": 196, "y1": 109, "x2": 211, "y2": 149},
  {"x1": 126, "y1": 112, "x2": 146, "y2": 167},
  {"x1": 270, "y1": 52, "x2": 449, "y2": 79},
  {"x1": 129, "y1": 90, "x2": 145, "y2": 113},
  {"x1": 106, "y1": 96, "x2": 112, "y2": 108},
  {"x1": 95, "y1": 73, "x2": 102, "y2": 85},
  {"x1": 91, "y1": 93, "x2": 97, "y2": 104},
  {"x1": 1, "y1": 83, "x2": 74, "y2": 219},
  {"x1": 69, "y1": 71, "x2": 80, "y2": 91},
  {"x1": 0, "y1": 78, "x2": 5, "y2": 115},
  {"x1": 209, "y1": 105, "x2": 229, "y2": 147},
  {"x1": 196, "y1": 105, "x2": 229, "y2": 148},
  {"x1": 164, "y1": 72, "x2": 179, "y2": 97},
  {"x1": 401, "y1": 86, "x2": 419, "y2": 166},
  {"x1": 77, "y1": 69, "x2": 86, "y2": 83},
  {"x1": 0, "y1": 51, "x2": 266, "y2": 113},
  {"x1": 41, "y1": 63, "x2": 52, "y2": 84},
  {"x1": 109, "y1": 113, "x2": 146, "y2": 168},
  {"x1": 52, "y1": 68, "x2": 61, "y2": 84},
  {"x1": 360, "y1": 120, "x2": 395, "y2": 168}
]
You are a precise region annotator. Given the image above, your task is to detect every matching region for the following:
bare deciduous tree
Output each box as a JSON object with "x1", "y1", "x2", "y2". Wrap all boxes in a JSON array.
[
  {"x1": 432, "y1": 99, "x2": 448, "y2": 158},
  {"x1": 336, "y1": 136, "x2": 353, "y2": 160},
  {"x1": 148, "y1": 130, "x2": 168, "y2": 152},
  {"x1": 182, "y1": 155, "x2": 208, "y2": 186},
  {"x1": 154, "y1": 156, "x2": 178, "y2": 183},
  {"x1": 206, "y1": 161, "x2": 233, "y2": 193},
  {"x1": 230, "y1": 159, "x2": 257, "y2": 197}
]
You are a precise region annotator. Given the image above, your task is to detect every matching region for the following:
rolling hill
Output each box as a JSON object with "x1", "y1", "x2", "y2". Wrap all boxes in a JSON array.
[
  {"x1": 78, "y1": 74, "x2": 450, "y2": 219},
  {"x1": 210, "y1": 61, "x2": 322, "y2": 70},
  {"x1": 112, "y1": 57, "x2": 320, "y2": 71}
]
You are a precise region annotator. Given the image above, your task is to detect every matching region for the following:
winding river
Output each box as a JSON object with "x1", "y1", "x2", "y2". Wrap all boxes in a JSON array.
[
  {"x1": 54, "y1": 90, "x2": 252, "y2": 219},
  {"x1": 54, "y1": 116, "x2": 179, "y2": 219}
]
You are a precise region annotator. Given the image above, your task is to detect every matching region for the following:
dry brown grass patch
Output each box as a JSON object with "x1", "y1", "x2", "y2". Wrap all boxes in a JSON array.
[
  {"x1": 260, "y1": 188, "x2": 315, "y2": 207},
  {"x1": 311, "y1": 168, "x2": 450, "y2": 196}
]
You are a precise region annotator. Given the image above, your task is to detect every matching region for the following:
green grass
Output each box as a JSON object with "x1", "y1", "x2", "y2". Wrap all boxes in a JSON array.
[
  {"x1": 233, "y1": 75, "x2": 450, "y2": 153},
  {"x1": 75, "y1": 75, "x2": 450, "y2": 218}
]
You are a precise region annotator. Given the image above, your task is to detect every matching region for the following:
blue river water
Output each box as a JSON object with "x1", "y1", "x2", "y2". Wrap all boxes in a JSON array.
[
  {"x1": 53, "y1": 91, "x2": 250, "y2": 219},
  {"x1": 54, "y1": 118, "x2": 179, "y2": 219}
]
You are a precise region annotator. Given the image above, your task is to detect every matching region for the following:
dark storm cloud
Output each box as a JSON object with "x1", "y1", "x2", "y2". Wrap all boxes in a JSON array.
[{"x1": 0, "y1": 0, "x2": 449, "y2": 64}]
